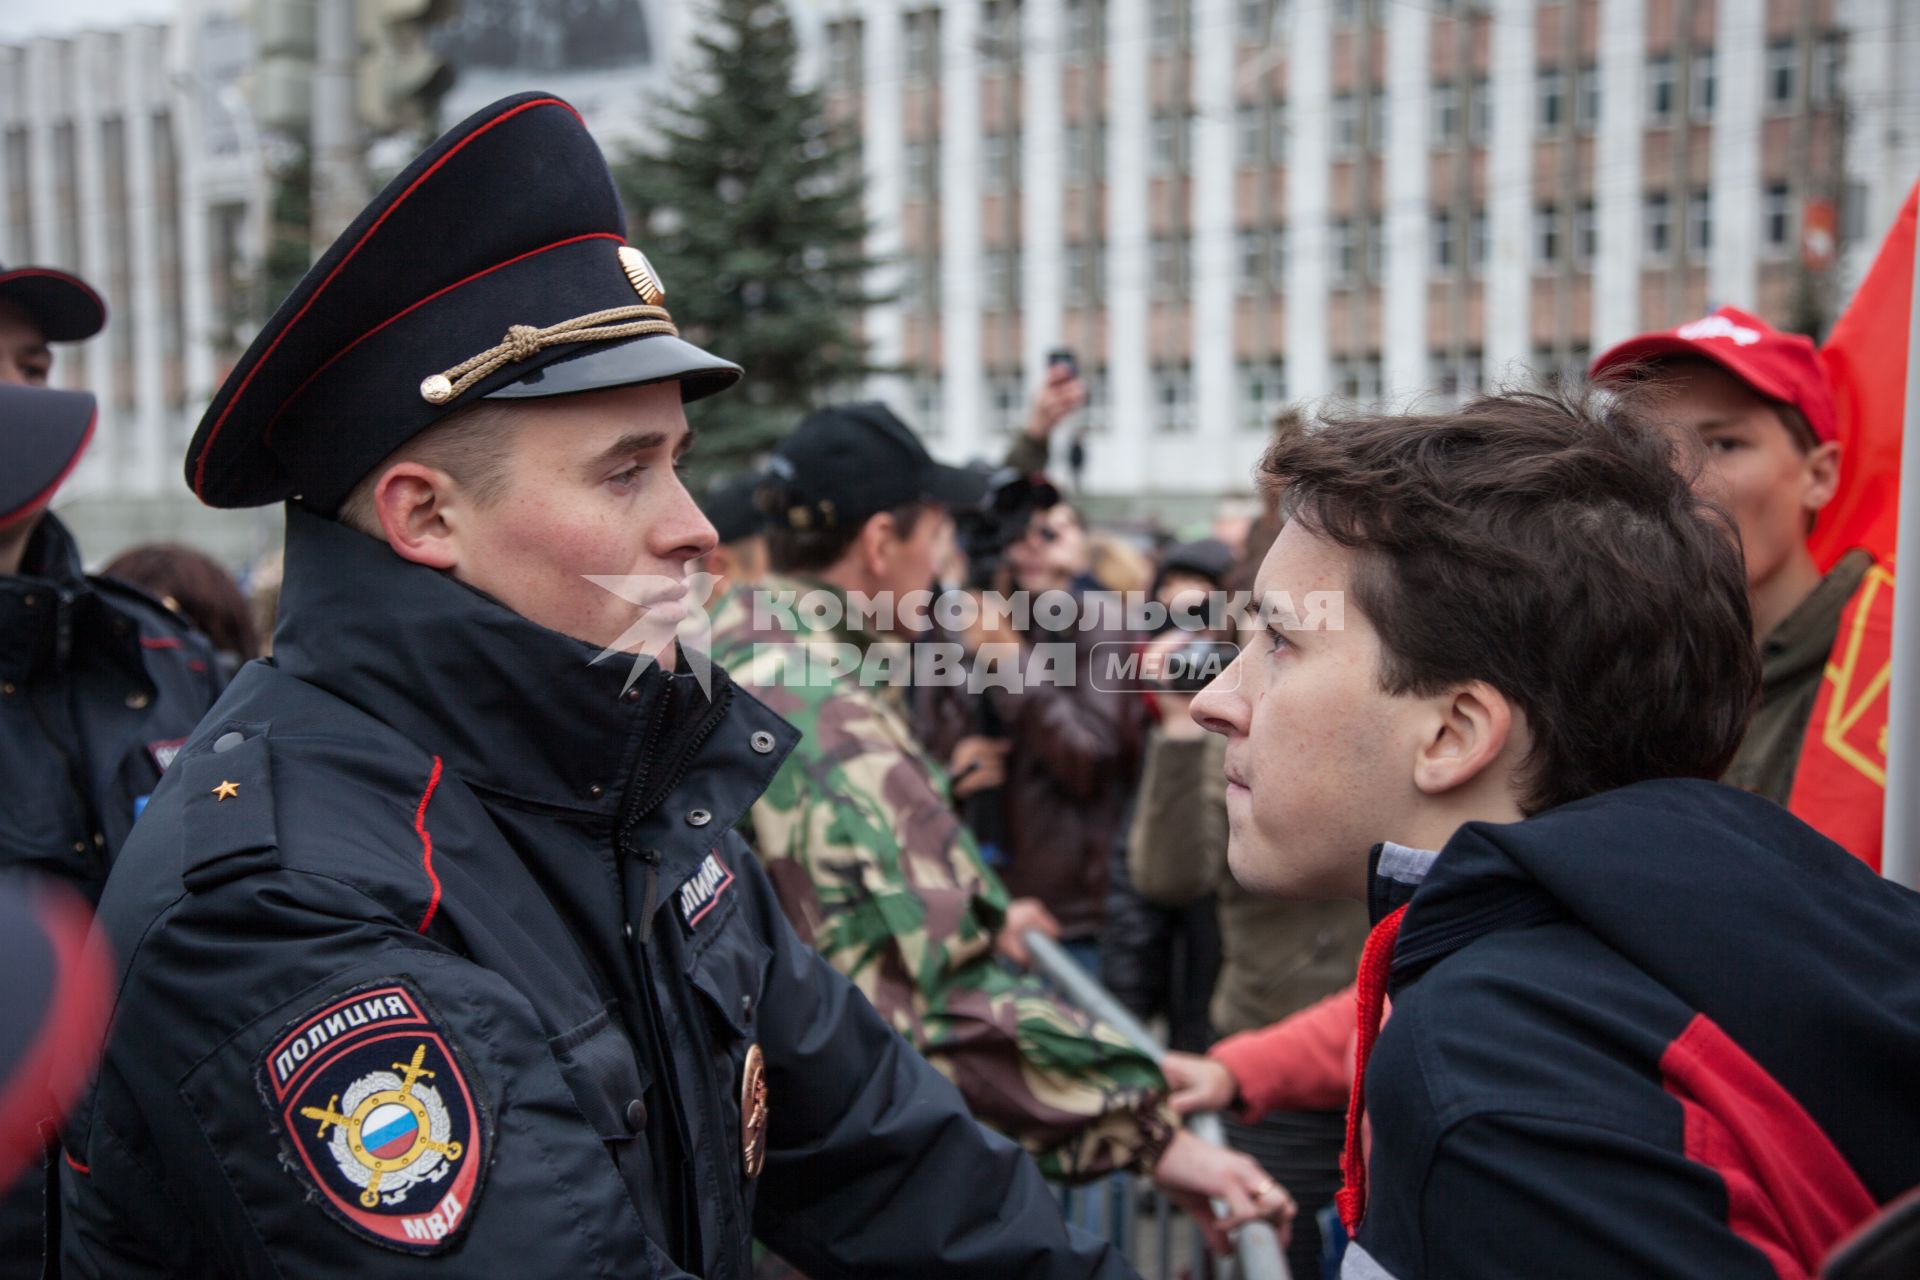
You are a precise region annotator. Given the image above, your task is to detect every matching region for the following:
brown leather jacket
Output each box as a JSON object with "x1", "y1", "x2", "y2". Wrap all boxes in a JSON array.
[{"x1": 990, "y1": 622, "x2": 1147, "y2": 940}]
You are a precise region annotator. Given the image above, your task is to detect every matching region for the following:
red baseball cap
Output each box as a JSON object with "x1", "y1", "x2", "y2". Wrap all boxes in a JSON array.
[{"x1": 1589, "y1": 305, "x2": 1836, "y2": 444}]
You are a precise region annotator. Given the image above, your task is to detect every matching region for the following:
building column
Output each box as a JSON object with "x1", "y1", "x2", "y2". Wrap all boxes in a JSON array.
[
  {"x1": 1382, "y1": 1, "x2": 1430, "y2": 401},
  {"x1": 1104, "y1": 0, "x2": 1150, "y2": 488},
  {"x1": 25, "y1": 42, "x2": 59, "y2": 265},
  {"x1": 172, "y1": 11, "x2": 218, "y2": 423},
  {"x1": 1283, "y1": 0, "x2": 1331, "y2": 403},
  {"x1": 938, "y1": 0, "x2": 984, "y2": 460},
  {"x1": 1839, "y1": 0, "x2": 1917, "y2": 294},
  {"x1": 1592, "y1": 0, "x2": 1645, "y2": 349},
  {"x1": 1483, "y1": 0, "x2": 1534, "y2": 383},
  {"x1": 1708, "y1": 0, "x2": 1762, "y2": 310},
  {"x1": 123, "y1": 27, "x2": 166, "y2": 499},
  {"x1": 72, "y1": 33, "x2": 116, "y2": 491},
  {"x1": 1018, "y1": 0, "x2": 1063, "y2": 400},
  {"x1": 1188, "y1": 0, "x2": 1234, "y2": 480},
  {"x1": 860, "y1": 0, "x2": 908, "y2": 412}
]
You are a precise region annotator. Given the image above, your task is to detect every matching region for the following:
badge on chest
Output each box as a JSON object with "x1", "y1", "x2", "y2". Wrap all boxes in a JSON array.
[
  {"x1": 257, "y1": 978, "x2": 491, "y2": 1253},
  {"x1": 678, "y1": 850, "x2": 736, "y2": 930}
]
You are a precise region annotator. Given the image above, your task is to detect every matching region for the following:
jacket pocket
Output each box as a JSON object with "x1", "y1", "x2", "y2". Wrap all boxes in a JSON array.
[{"x1": 547, "y1": 1007, "x2": 651, "y2": 1144}]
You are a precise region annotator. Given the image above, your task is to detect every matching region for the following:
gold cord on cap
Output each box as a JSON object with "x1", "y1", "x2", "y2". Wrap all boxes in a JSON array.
[{"x1": 419, "y1": 304, "x2": 677, "y2": 405}]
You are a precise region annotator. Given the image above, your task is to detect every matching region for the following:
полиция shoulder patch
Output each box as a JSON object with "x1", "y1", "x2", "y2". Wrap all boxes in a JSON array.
[{"x1": 255, "y1": 978, "x2": 491, "y2": 1253}]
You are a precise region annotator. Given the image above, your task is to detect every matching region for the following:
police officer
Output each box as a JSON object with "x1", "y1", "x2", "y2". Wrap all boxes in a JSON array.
[
  {"x1": 1, "y1": 268, "x2": 221, "y2": 1275},
  {"x1": 61, "y1": 93, "x2": 1133, "y2": 1278}
]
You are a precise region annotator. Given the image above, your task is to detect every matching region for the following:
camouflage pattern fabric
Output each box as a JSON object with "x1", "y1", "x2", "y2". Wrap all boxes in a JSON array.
[{"x1": 706, "y1": 578, "x2": 1176, "y2": 1182}]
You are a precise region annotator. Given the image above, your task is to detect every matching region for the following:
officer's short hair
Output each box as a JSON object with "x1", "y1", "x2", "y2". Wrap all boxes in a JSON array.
[
  {"x1": 336, "y1": 399, "x2": 520, "y2": 535},
  {"x1": 1260, "y1": 384, "x2": 1757, "y2": 816}
]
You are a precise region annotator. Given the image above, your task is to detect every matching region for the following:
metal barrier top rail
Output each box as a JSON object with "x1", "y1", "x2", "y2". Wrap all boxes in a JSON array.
[{"x1": 1024, "y1": 930, "x2": 1293, "y2": 1280}]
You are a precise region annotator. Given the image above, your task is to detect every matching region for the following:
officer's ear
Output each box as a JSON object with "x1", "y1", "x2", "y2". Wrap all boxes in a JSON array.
[{"x1": 368, "y1": 461, "x2": 462, "y2": 572}]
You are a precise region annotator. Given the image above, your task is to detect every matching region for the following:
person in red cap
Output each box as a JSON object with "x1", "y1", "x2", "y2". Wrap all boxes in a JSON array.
[
  {"x1": 1589, "y1": 305, "x2": 1885, "y2": 856},
  {"x1": 0, "y1": 267, "x2": 224, "y2": 1278}
]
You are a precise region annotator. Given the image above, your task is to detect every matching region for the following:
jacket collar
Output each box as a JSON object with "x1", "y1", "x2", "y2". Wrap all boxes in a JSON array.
[
  {"x1": 270, "y1": 505, "x2": 796, "y2": 850},
  {"x1": 0, "y1": 513, "x2": 147, "y2": 685}
]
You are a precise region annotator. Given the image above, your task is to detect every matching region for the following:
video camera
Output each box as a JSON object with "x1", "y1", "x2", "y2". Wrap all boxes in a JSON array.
[{"x1": 952, "y1": 467, "x2": 1060, "y2": 590}]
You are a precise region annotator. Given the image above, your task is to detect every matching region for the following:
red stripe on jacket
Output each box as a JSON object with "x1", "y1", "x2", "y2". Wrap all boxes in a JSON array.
[{"x1": 1661, "y1": 1012, "x2": 1877, "y2": 1278}]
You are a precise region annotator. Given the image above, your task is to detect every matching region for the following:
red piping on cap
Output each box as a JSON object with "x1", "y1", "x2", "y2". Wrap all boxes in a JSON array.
[{"x1": 191, "y1": 96, "x2": 584, "y2": 498}]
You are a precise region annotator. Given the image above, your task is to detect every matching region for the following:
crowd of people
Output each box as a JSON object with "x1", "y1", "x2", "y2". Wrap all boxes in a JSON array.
[{"x1": 0, "y1": 89, "x2": 1915, "y2": 1280}]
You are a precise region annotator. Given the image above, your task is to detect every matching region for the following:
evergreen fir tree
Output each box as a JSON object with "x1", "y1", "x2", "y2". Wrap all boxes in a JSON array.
[{"x1": 615, "y1": 0, "x2": 885, "y2": 483}]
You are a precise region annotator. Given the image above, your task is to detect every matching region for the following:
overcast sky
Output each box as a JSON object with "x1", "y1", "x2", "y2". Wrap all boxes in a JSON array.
[{"x1": 0, "y1": 0, "x2": 176, "y2": 41}]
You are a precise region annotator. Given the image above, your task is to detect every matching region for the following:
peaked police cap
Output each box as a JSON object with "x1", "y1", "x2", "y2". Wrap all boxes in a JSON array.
[{"x1": 186, "y1": 92, "x2": 741, "y2": 512}]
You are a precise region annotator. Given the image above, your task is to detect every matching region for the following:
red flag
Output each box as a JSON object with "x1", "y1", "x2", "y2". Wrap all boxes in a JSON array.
[{"x1": 1810, "y1": 182, "x2": 1916, "y2": 570}]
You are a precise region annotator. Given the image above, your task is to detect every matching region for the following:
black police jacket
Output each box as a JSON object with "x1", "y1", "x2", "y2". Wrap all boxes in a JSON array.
[
  {"x1": 0, "y1": 513, "x2": 221, "y2": 901},
  {"x1": 62, "y1": 506, "x2": 1129, "y2": 1279}
]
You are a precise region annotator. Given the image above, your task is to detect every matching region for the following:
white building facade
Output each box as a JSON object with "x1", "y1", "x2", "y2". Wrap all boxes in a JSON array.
[{"x1": 815, "y1": 0, "x2": 1920, "y2": 500}]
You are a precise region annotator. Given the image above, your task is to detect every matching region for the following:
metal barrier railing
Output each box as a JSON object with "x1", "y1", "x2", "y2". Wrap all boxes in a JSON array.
[{"x1": 1025, "y1": 931, "x2": 1293, "y2": 1280}]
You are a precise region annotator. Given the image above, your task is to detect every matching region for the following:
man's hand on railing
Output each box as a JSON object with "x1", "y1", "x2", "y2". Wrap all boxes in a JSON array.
[
  {"x1": 996, "y1": 898, "x2": 1062, "y2": 968},
  {"x1": 1150, "y1": 1128, "x2": 1295, "y2": 1257},
  {"x1": 1161, "y1": 1050, "x2": 1241, "y2": 1115}
]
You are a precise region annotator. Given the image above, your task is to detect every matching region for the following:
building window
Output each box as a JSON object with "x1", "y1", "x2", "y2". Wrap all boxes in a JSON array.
[
  {"x1": 1432, "y1": 81, "x2": 1459, "y2": 147},
  {"x1": 905, "y1": 9, "x2": 940, "y2": 80},
  {"x1": 1536, "y1": 67, "x2": 1565, "y2": 133},
  {"x1": 1150, "y1": 0, "x2": 1186, "y2": 45},
  {"x1": 1364, "y1": 213, "x2": 1383, "y2": 281},
  {"x1": 1644, "y1": 191, "x2": 1672, "y2": 260},
  {"x1": 1763, "y1": 182, "x2": 1793, "y2": 256},
  {"x1": 1435, "y1": 349, "x2": 1484, "y2": 403},
  {"x1": 1689, "y1": 50, "x2": 1716, "y2": 123},
  {"x1": 905, "y1": 142, "x2": 929, "y2": 197},
  {"x1": 1469, "y1": 77, "x2": 1491, "y2": 144},
  {"x1": 1647, "y1": 54, "x2": 1676, "y2": 123},
  {"x1": 1331, "y1": 94, "x2": 1358, "y2": 158},
  {"x1": 1468, "y1": 207, "x2": 1488, "y2": 274},
  {"x1": 825, "y1": 20, "x2": 862, "y2": 90},
  {"x1": 1533, "y1": 203, "x2": 1562, "y2": 269},
  {"x1": 1688, "y1": 189, "x2": 1712, "y2": 255},
  {"x1": 1267, "y1": 100, "x2": 1290, "y2": 167},
  {"x1": 1065, "y1": 0, "x2": 1101, "y2": 63},
  {"x1": 982, "y1": 132, "x2": 1012, "y2": 192},
  {"x1": 1367, "y1": 90, "x2": 1387, "y2": 155},
  {"x1": 1268, "y1": 223, "x2": 1290, "y2": 287},
  {"x1": 1151, "y1": 235, "x2": 1189, "y2": 291},
  {"x1": 1574, "y1": 199, "x2": 1596, "y2": 268},
  {"x1": 1237, "y1": 229, "x2": 1265, "y2": 290},
  {"x1": 1237, "y1": 0, "x2": 1268, "y2": 40},
  {"x1": 1150, "y1": 112, "x2": 1187, "y2": 175},
  {"x1": 979, "y1": 0, "x2": 1019, "y2": 70},
  {"x1": 1811, "y1": 35, "x2": 1841, "y2": 108},
  {"x1": 1766, "y1": 38, "x2": 1797, "y2": 112},
  {"x1": 1431, "y1": 209, "x2": 1456, "y2": 272},
  {"x1": 1066, "y1": 125, "x2": 1091, "y2": 185},
  {"x1": 1239, "y1": 360, "x2": 1286, "y2": 431},
  {"x1": 1080, "y1": 367, "x2": 1110, "y2": 433},
  {"x1": 983, "y1": 250, "x2": 1014, "y2": 310},
  {"x1": 914, "y1": 376, "x2": 944, "y2": 437},
  {"x1": 1153, "y1": 364, "x2": 1194, "y2": 433},
  {"x1": 1236, "y1": 105, "x2": 1264, "y2": 168},
  {"x1": 1331, "y1": 218, "x2": 1357, "y2": 283},
  {"x1": 1576, "y1": 65, "x2": 1600, "y2": 133}
]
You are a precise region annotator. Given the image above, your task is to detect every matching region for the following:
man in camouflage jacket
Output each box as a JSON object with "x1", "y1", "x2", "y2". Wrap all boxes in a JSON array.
[{"x1": 703, "y1": 404, "x2": 1292, "y2": 1238}]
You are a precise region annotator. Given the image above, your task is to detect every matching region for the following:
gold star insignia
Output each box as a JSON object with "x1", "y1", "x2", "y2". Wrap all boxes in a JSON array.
[{"x1": 211, "y1": 779, "x2": 240, "y2": 802}]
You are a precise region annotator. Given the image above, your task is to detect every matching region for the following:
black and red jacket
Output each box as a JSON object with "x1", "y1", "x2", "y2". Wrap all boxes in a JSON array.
[{"x1": 1342, "y1": 778, "x2": 1920, "y2": 1279}]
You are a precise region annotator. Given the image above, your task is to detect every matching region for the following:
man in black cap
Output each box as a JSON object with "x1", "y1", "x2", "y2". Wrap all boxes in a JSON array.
[
  {"x1": 0, "y1": 273, "x2": 221, "y2": 1274},
  {"x1": 61, "y1": 93, "x2": 1132, "y2": 1277},
  {"x1": 694, "y1": 470, "x2": 771, "y2": 602}
]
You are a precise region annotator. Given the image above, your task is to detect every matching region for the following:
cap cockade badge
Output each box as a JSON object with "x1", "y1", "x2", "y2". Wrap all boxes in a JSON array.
[{"x1": 619, "y1": 246, "x2": 667, "y2": 307}]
